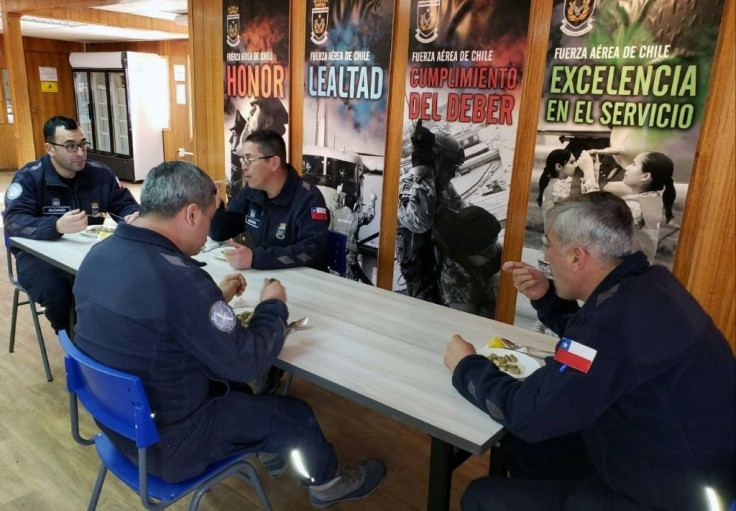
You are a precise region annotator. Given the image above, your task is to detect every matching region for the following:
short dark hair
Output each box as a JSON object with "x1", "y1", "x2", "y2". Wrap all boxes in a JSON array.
[
  {"x1": 244, "y1": 130, "x2": 287, "y2": 168},
  {"x1": 140, "y1": 161, "x2": 216, "y2": 219},
  {"x1": 43, "y1": 116, "x2": 79, "y2": 142}
]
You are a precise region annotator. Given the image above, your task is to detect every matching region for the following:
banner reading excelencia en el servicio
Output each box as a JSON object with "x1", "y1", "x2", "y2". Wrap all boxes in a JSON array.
[{"x1": 518, "y1": 0, "x2": 725, "y2": 330}]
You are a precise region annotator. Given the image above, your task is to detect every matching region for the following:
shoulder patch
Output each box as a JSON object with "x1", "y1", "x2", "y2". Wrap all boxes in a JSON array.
[
  {"x1": 6, "y1": 182, "x2": 22, "y2": 201},
  {"x1": 209, "y1": 300, "x2": 237, "y2": 333}
]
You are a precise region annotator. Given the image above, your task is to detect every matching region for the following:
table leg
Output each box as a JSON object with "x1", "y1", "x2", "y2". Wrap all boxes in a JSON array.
[{"x1": 427, "y1": 437, "x2": 453, "y2": 511}]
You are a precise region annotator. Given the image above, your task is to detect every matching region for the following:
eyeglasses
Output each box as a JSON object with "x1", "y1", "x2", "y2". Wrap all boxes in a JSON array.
[
  {"x1": 239, "y1": 154, "x2": 274, "y2": 166},
  {"x1": 49, "y1": 141, "x2": 92, "y2": 153}
]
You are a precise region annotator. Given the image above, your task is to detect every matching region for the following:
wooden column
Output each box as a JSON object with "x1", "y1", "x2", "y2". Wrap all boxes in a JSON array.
[
  {"x1": 375, "y1": 0, "x2": 411, "y2": 290},
  {"x1": 672, "y1": 0, "x2": 735, "y2": 350},
  {"x1": 289, "y1": 2, "x2": 305, "y2": 170},
  {"x1": 494, "y1": 0, "x2": 553, "y2": 324},
  {"x1": 2, "y1": 12, "x2": 36, "y2": 166},
  {"x1": 187, "y1": 0, "x2": 224, "y2": 180}
]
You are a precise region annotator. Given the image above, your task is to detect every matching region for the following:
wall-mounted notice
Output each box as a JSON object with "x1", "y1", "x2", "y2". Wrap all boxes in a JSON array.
[{"x1": 39, "y1": 66, "x2": 58, "y2": 82}]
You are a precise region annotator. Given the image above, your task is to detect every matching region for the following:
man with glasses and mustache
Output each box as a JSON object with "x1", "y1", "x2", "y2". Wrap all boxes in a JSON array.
[
  {"x1": 2, "y1": 116, "x2": 139, "y2": 334},
  {"x1": 210, "y1": 129, "x2": 329, "y2": 272}
]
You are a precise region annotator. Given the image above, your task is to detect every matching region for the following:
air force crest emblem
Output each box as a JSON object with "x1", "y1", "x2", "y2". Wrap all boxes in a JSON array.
[
  {"x1": 226, "y1": 5, "x2": 241, "y2": 48},
  {"x1": 561, "y1": 0, "x2": 596, "y2": 36},
  {"x1": 311, "y1": 0, "x2": 329, "y2": 46},
  {"x1": 416, "y1": 0, "x2": 440, "y2": 44},
  {"x1": 276, "y1": 222, "x2": 287, "y2": 239}
]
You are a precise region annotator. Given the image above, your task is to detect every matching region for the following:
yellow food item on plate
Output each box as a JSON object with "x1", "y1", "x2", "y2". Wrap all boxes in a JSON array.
[{"x1": 487, "y1": 335, "x2": 505, "y2": 349}]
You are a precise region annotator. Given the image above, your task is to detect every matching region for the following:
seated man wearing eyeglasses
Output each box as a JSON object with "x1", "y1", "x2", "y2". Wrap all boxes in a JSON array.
[
  {"x1": 209, "y1": 129, "x2": 329, "y2": 271},
  {"x1": 2, "y1": 115, "x2": 139, "y2": 333}
]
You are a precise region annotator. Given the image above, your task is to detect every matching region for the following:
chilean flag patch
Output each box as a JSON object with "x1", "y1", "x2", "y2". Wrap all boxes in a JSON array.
[
  {"x1": 311, "y1": 207, "x2": 328, "y2": 220},
  {"x1": 554, "y1": 338, "x2": 597, "y2": 373}
]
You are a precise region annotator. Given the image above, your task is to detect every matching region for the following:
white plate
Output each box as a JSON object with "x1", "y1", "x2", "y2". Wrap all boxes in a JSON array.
[
  {"x1": 81, "y1": 225, "x2": 115, "y2": 237},
  {"x1": 212, "y1": 247, "x2": 232, "y2": 260},
  {"x1": 477, "y1": 348, "x2": 542, "y2": 379}
]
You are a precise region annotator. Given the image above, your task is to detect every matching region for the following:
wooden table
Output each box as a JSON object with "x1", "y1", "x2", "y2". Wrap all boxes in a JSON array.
[{"x1": 10, "y1": 233, "x2": 557, "y2": 510}]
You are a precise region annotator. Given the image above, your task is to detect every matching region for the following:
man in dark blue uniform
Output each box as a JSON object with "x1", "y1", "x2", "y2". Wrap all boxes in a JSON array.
[
  {"x1": 2, "y1": 116, "x2": 139, "y2": 333},
  {"x1": 444, "y1": 192, "x2": 735, "y2": 510},
  {"x1": 210, "y1": 129, "x2": 329, "y2": 270},
  {"x1": 72, "y1": 161, "x2": 386, "y2": 507}
]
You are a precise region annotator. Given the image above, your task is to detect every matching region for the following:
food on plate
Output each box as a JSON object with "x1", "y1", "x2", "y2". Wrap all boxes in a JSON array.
[
  {"x1": 86, "y1": 225, "x2": 115, "y2": 234},
  {"x1": 487, "y1": 352, "x2": 522, "y2": 375},
  {"x1": 237, "y1": 310, "x2": 253, "y2": 326},
  {"x1": 97, "y1": 230, "x2": 114, "y2": 240},
  {"x1": 487, "y1": 335, "x2": 505, "y2": 349}
]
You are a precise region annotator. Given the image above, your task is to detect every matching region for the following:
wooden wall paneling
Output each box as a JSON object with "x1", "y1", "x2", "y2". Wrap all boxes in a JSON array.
[
  {"x1": 289, "y1": 1, "x2": 305, "y2": 170},
  {"x1": 672, "y1": 0, "x2": 735, "y2": 351},
  {"x1": 494, "y1": 0, "x2": 553, "y2": 324},
  {"x1": 375, "y1": 0, "x2": 411, "y2": 290},
  {"x1": 2, "y1": 13, "x2": 35, "y2": 167},
  {"x1": 24, "y1": 42, "x2": 77, "y2": 157},
  {"x1": 188, "y1": 0, "x2": 224, "y2": 179}
]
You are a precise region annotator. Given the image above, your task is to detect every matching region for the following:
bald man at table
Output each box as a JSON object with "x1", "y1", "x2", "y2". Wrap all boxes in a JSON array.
[
  {"x1": 72, "y1": 160, "x2": 386, "y2": 508},
  {"x1": 444, "y1": 192, "x2": 734, "y2": 511}
]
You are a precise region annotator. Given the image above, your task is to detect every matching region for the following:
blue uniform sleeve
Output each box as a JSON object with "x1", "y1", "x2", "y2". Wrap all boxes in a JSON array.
[
  {"x1": 105, "y1": 176, "x2": 140, "y2": 220},
  {"x1": 168, "y1": 271, "x2": 289, "y2": 382},
  {"x1": 251, "y1": 191, "x2": 329, "y2": 270},
  {"x1": 210, "y1": 196, "x2": 247, "y2": 241},
  {"x1": 3, "y1": 173, "x2": 62, "y2": 240},
  {"x1": 452, "y1": 345, "x2": 638, "y2": 443},
  {"x1": 531, "y1": 283, "x2": 580, "y2": 335}
]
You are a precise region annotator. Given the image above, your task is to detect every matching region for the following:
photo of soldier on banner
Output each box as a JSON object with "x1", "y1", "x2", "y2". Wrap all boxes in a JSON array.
[
  {"x1": 302, "y1": 0, "x2": 395, "y2": 285},
  {"x1": 223, "y1": 1, "x2": 290, "y2": 207},
  {"x1": 517, "y1": 0, "x2": 726, "y2": 331},
  {"x1": 394, "y1": 0, "x2": 531, "y2": 320}
]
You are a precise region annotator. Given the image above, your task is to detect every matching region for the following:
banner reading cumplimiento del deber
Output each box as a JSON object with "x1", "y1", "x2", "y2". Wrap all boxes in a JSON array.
[
  {"x1": 302, "y1": 0, "x2": 395, "y2": 285},
  {"x1": 223, "y1": 1, "x2": 290, "y2": 204},
  {"x1": 517, "y1": 0, "x2": 725, "y2": 331},
  {"x1": 393, "y1": 1, "x2": 532, "y2": 320}
]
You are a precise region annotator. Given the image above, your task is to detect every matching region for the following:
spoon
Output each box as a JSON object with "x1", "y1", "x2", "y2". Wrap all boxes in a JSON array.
[
  {"x1": 500, "y1": 337, "x2": 555, "y2": 355},
  {"x1": 287, "y1": 317, "x2": 309, "y2": 332}
]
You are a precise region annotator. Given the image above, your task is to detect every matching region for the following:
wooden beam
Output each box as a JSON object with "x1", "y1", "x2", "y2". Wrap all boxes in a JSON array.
[
  {"x1": 375, "y1": 0, "x2": 410, "y2": 290},
  {"x1": 494, "y1": 0, "x2": 553, "y2": 324},
  {"x1": 188, "y1": 0, "x2": 224, "y2": 180},
  {"x1": 17, "y1": 7, "x2": 188, "y2": 35},
  {"x1": 672, "y1": 0, "x2": 735, "y2": 350},
  {"x1": 289, "y1": 2, "x2": 305, "y2": 171},
  {"x1": 1, "y1": 11, "x2": 36, "y2": 166}
]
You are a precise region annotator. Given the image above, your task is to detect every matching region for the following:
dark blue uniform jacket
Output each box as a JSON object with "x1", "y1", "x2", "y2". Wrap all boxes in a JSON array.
[
  {"x1": 452, "y1": 252, "x2": 735, "y2": 510},
  {"x1": 3, "y1": 155, "x2": 139, "y2": 260},
  {"x1": 73, "y1": 224, "x2": 288, "y2": 444},
  {"x1": 209, "y1": 165, "x2": 329, "y2": 270}
]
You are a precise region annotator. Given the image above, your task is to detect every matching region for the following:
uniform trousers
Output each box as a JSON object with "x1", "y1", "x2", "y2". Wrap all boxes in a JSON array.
[
  {"x1": 462, "y1": 433, "x2": 653, "y2": 511},
  {"x1": 107, "y1": 386, "x2": 338, "y2": 485},
  {"x1": 17, "y1": 254, "x2": 73, "y2": 333}
]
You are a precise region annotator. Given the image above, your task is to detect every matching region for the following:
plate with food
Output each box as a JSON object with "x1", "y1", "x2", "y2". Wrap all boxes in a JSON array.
[
  {"x1": 81, "y1": 225, "x2": 116, "y2": 237},
  {"x1": 477, "y1": 348, "x2": 542, "y2": 379},
  {"x1": 212, "y1": 247, "x2": 233, "y2": 261},
  {"x1": 235, "y1": 309, "x2": 253, "y2": 327}
]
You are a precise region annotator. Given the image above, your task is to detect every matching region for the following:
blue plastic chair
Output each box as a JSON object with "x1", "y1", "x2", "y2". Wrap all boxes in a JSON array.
[
  {"x1": 4, "y1": 231, "x2": 51, "y2": 381},
  {"x1": 325, "y1": 230, "x2": 348, "y2": 275},
  {"x1": 58, "y1": 330, "x2": 272, "y2": 511}
]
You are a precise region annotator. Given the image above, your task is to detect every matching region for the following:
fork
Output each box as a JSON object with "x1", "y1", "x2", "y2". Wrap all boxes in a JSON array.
[{"x1": 500, "y1": 337, "x2": 556, "y2": 355}]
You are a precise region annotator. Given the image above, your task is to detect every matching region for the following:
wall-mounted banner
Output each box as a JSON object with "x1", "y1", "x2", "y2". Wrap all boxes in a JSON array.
[
  {"x1": 223, "y1": 1, "x2": 290, "y2": 203},
  {"x1": 518, "y1": 0, "x2": 725, "y2": 331},
  {"x1": 302, "y1": 0, "x2": 395, "y2": 285},
  {"x1": 394, "y1": 1, "x2": 532, "y2": 320}
]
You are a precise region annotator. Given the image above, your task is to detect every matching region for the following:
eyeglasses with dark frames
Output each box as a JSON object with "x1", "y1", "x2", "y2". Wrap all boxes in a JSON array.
[
  {"x1": 239, "y1": 154, "x2": 274, "y2": 166},
  {"x1": 49, "y1": 141, "x2": 92, "y2": 153}
]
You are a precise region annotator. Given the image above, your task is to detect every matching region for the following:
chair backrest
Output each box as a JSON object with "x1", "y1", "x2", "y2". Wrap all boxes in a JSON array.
[
  {"x1": 325, "y1": 230, "x2": 348, "y2": 275},
  {"x1": 58, "y1": 330, "x2": 159, "y2": 448}
]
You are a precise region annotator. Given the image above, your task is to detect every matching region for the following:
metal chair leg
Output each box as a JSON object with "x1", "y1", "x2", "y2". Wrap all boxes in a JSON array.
[
  {"x1": 29, "y1": 303, "x2": 52, "y2": 381},
  {"x1": 282, "y1": 372, "x2": 293, "y2": 395},
  {"x1": 9, "y1": 288, "x2": 20, "y2": 353},
  {"x1": 87, "y1": 464, "x2": 108, "y2": 511}
]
